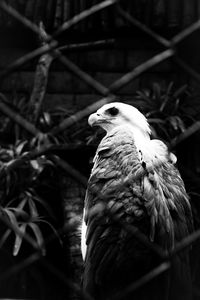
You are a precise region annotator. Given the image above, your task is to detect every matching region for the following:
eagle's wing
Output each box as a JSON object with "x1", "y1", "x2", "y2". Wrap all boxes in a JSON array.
[
  {"x1": 141, "y1": 139, "x2": 193, "y2": 248},
  {"x1": 83, "y1": 129, "x2": 193, "y2": 300}
]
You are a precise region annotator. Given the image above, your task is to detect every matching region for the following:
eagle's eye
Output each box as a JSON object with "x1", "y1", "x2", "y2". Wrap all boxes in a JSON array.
[{"x1": 106, "y1": 107, "x2": 119, "y2": 116}]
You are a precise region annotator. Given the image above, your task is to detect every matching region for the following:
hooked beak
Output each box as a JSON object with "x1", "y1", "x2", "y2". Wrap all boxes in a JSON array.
[
  {"x1": 88, "y1": 112, "x2": 111, "y2": 130},
  {"x1": 88, "y1": 113, "x2": 101, "y2": 127}
]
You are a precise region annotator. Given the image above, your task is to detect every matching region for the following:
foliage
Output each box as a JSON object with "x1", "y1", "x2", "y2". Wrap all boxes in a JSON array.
[
  {"x1": 47, "y1": 106, "x2": 91, "y2": 145},
  {"x1": 85, "y1": 82, "x2": 200, "y2": 147},
  {"x1": 132, "y1": 82, "x2": 199, "y2": 143},
  {"x1": 0, "y1": 93, "x2": 90, "y2": 146},
  {"x1": 0, "y1": 81, "x2": 199, "y2": 256},
  {"x1": 0, "y1": 89, "x2": 87, "y2": 258},
  {"x1": 0, "y1": 138, "x2": 60, "y2": 256}
]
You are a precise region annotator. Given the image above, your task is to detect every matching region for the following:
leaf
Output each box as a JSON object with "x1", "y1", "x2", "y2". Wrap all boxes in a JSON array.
[
  {"x1": 166, "y1": 81, "x2": 174, "y2": 95},
  {"x1": 3, "y1": 208, "x2": 18, "y2": 228},
  {"x1": 15, "y1": 140, "x2": 28, "y2": 156},
  {"x1": 8, "y1": 207, "x2": 29, "y2": 221},
  {"x1": 43, "y1": 112, "x2": 51, "y2": 125},
  {"x1": 176, "y1": 116, "x2": 186, "y2": 132},
  {"x1": 0, "y1": 228, "x2": 12, "y2": 248},
  {"x1": 13, "y1": 223, "x2": 27, "y2": 256},
  {"x1": 30, "y1": 159, "x2": 43, "y2": 173},
  {"x1": 5, "y1": 172, "x2": 11, "y2": 195},
  {"x1": 28, "y1": 223, "x2": 46, "y2": 255},
  {"x1": 28, "y1": 198, "x2": 39, "y2": 218},
  {"x1": 39, "y1": 219, "x2": 63, "y2": 246},
  {"x1": 135, "y1": 90, "x2": 153, "y2": 105},
  {"x1": 173, "y1": 97, "x2": 180, "y2": 114},
  {"x1": 29, "y1": 191, "x2": 55, "y2": 219},
  {"x1": 152, "y1": 82, "x2": 161, "y2": 100},
  {"x1": 7, "y1": 194, "x2": 27, "y2": 208},
  {"x1": 148, "y1": 118, "x2": 165, "y2": 124},
  {"x1": 2, "y1": 207, "x2": 28, "y2": 256},
  {"x1": 145, "y1": 109, "x2": 160, "y2": 118},
  {"x1": 168, "y1": 116, "x2": 185, "y2": 132},
  {"x1": 0, "y1": 149, "x2": 13, "y2": 162},
  {"x1": 159, "y1": 95, "x2": 170, "y2": 113},
  {"x1": 17, "y1": 198, "x2": 28, "y2": 210},
  {"x1": 173, "y1": 84, "x2": 187, "y2": 99}
]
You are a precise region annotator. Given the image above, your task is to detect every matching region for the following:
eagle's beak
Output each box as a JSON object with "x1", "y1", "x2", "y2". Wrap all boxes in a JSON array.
[{"x1": 88, "y1": 113, "x2": 100, "y2": 127}]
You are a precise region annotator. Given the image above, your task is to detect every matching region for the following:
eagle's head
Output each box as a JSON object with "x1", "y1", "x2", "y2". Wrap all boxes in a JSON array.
[{"x1": 88, "y1": 102, "x2": 151, "y2": 136}]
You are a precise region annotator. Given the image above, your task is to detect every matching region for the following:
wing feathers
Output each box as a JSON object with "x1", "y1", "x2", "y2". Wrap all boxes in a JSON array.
[{"x1": 83, "y1": 128, "x2": 193, "y2": 299}]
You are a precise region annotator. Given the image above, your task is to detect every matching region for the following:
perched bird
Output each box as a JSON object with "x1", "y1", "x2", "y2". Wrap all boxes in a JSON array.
[{"x1": 82, "y1": 102, "x2": 193, "y2": 300}]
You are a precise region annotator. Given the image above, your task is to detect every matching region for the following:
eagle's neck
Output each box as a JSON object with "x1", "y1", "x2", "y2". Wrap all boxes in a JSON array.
[
  {"x1": 132, "y1": 126, "x2": 150, "y2": 145},
  {"x1": 107, "y1": 124, "x2": 151, "y2": 157},
  {"x1": 118, "y1": 124, "x2": 153, "y2": 162},
  {"x1": 123, "y1": 125, "x2": 150, "y2": 155}
]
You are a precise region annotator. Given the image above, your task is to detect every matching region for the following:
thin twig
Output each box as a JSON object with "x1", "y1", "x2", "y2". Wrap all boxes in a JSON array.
[
  {"x1": 58, "y1": 38, "x2": 115, "y2": 52},
  {"x1": 28, "y1": 22, "x2": 54, "y2": 124}
]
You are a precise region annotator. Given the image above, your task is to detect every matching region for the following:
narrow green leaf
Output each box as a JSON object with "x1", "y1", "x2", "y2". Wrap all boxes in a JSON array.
[
  {"x1": 173, "y1": 84, "x2": 187, "y2": 99},
  {"x1": 28, "y1": 198, "x2": 39, "y2": 218},
  {"x1": 3, "y1": 208, "x2": 18, "y2": 228},
  {"x1": 13, "y1": 223, "x2": 27, "y2": 256},
  {"x1": 39, "y1": 219, "x2": 63, "y2": 245},
  {"x1": 30, "y1": 192, "x2": 55, "y2": 219},
  {"x1": 43, "y1": 112, "x2": 51, "y2": 125},
  {"x1": 148, "y1": 119, "x2": 165, "y2": 126},
  {"x1": 30, "y1": 160, "x2": 41, "y2": 171},
  {"x1": 9, "y1": 207, "x2": 29, "y2": 220},
  {"x1": 152, "y1": 82, "x2": 161, "y2": 100},
  {"x1": 159, "y1": 95, "x2": 170, "y2": 113},
  {"x1": 5, "y1": 173, "x2": 11, "y2": 195},
  {"x1": 15, "y1": 140, "x2": 28, "y2": 156},
  {"x1": 17, "y1": 198, "x2": 28, "y2": 210},
  {"x1": 166, "y1": 81, "x2": 174, "y2": 95},
  {"x1": 28, "y1": 223, "x2": 46, "y2": 256}
]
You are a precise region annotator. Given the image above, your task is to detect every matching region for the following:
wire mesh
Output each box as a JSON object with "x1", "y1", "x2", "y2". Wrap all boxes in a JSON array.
[{"x1": 0, "y1": 1, "x2": 199, "y2": 299}]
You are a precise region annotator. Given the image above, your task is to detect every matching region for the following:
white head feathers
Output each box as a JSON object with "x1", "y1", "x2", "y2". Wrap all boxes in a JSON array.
[
  {"x1": 88, "y1": 102, "x2": 176, "y2": 165},
  {"x1": 88, "y1": 102, "x2": 151, "y2": 135}
]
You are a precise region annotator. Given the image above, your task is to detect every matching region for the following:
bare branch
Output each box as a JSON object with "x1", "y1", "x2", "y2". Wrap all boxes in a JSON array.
[{"x1": 28, "y1": 22, "x2": 54, "y2": 124}]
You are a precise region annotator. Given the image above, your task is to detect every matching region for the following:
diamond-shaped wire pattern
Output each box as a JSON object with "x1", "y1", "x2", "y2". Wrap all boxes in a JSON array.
[{"x1": 0, "y1": 1, "x2": 200, "y2": 299}]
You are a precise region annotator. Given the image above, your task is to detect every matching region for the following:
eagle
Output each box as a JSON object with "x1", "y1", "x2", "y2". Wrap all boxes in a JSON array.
[{"x1": 81, "y1": 102, "x2": 193, "y2": 300}]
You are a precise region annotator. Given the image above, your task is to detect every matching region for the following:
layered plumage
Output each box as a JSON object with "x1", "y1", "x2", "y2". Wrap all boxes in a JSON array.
[{"x1": 82, "y1": 102, "x2": 193, "y2": 300}]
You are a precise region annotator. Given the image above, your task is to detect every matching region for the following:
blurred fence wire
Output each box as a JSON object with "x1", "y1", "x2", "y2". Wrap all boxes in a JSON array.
[{"x1": 0, "y1": 0, "x2": 200, "y2": 299}]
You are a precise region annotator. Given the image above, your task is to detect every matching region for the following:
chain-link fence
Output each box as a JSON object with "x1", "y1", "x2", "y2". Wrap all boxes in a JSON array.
[{"x1": 0, "y1": 1, "x2": 200, "y2": 299}]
